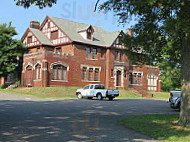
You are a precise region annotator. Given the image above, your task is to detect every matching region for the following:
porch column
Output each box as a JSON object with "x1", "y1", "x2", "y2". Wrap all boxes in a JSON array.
[
  {"x1": 121, "y1": 69, "x2": 124, "y2": 87},
  {"x1": 42, "y1": 60, "x2": 48, "y2": 87},
  {"x1": 105, "y1": 49, "x2": 110, "y2": 89}
]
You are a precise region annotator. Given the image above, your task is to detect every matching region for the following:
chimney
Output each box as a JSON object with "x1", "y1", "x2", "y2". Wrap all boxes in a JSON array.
[
  {"x1": 126, "y1": 28, "x2": 134, "y2": 37},
  {"x1": 30, "y1": 21, "x2": 40, "y2": 29}
]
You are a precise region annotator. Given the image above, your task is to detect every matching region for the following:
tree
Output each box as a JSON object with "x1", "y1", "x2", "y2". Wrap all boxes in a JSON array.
[
  {"x1": 0, "y1": 22, "x2": 26, "y2": 78},
  {"x1": 14, "y1": 0, "x2": 57, "y2": 9},
  {"x1": 157, "y1": 59, "x2": 181, "y2": 91},
  {"x1": 97, "y1": 0, "x2": 190, "y2": 127}
]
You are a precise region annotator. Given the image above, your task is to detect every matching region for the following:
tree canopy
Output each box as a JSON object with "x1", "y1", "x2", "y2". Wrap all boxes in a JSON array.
[
  {"x1": 14, "y1": 0, "x2": 57, "y2": 9},
  {"x1": 97, "y1": 0, "x2": 189, "y2": 65},
  {"x1": 97, "y1": 0, "x2": 190, "y2": 126},
  {"x1": 0, "y1": 23, "x2": 26, "y2": 77}
]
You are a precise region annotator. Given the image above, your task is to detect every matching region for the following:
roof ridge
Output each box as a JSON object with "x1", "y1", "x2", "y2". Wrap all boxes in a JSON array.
[
  {"x1": 48, "y1": 16, "x2": 114, "y2": 34},
  {"x1": 49, "y1": 16, "x2": 90, "y2": 26}
]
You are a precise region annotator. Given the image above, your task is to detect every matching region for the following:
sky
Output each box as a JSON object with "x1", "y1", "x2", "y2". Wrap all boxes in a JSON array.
[{"x1": 0, "y1": 0, "x2": 136, "y2": 40}]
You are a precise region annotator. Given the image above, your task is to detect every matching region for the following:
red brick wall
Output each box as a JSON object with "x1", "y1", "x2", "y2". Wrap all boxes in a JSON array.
[
  {"x1": 61, "y1": 44, "x2": 74, "y2": 55},
  {"x1": 21, "y1": 43, "x2": 161, "y2": 92}
]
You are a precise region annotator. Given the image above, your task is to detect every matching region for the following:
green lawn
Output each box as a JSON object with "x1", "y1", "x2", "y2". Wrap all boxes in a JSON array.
[
  {"x1": 118, "y1": 90, "x2": 142, "y2": 99},
  {"x1": 0, "y1": 87, "x2": 142, "y2": 99},
  {"x1": 150, "y1": 91, "x2": 170, "y2": 99},
  {"x1": 1, "y1": 87, "x2": 170, "y2": 99},
  {"x1": 1, "y1": 87, "x2": 80, "y2": 99},
  {"x1": 119, "y1": 114, "x2": 190, "y2": 142}
]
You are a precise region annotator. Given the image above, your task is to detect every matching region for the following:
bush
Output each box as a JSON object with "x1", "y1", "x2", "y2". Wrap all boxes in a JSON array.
[
  {"x1": 14, "y1": 80, "x2": 21, "y2": 86},
  {"x1": 0, "y1": 84, "x2": 8, "y2": 89}
]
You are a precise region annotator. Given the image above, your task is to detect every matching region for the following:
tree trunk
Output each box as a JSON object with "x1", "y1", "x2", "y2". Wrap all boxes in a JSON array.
[
  {"x1": 179, "y1": 34, "x2": 190, "y2": 127},
  {"x1": 179, "y1": 0, "x2": 190, "y2": 127}
]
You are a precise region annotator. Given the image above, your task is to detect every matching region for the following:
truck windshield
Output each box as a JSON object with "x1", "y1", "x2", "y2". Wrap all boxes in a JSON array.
[{"x1": 83, "y1": 85, "x2": 89, "y2": 89}]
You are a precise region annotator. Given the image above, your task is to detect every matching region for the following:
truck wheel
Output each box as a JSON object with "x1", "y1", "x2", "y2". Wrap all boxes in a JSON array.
[
  {"x1": 77, "y1": 93, "x2": 83, "y2": 99},
  {"x1": 97, "y1": 94, "x2": 102, "y2": 100},
  {"x1": 109, "y1": 97, "x2": 113, "y2": 101}
]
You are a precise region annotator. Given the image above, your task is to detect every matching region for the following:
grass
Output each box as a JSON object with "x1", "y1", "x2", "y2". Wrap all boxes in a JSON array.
[
  {"x1": 150, "y1": 91, "x2": 170, "y2": 99},
  {"x1": 119, "y1": 114, "x2": 190, "y2": 142},
  {"x1": 1, "y1": 87, "x2": 80, "y2": 99},
  {"x1": 1, "y1": 87, "x2": 169, "y2": 99},
  {"x1": 118, "y1": 90, "x2": 142, "y2": 99},
  {"x1": 0, "y1": 87, "x2": 142, "y2": 99}
]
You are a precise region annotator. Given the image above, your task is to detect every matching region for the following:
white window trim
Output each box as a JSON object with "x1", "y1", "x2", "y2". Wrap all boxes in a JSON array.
[{"x1": 129, "y1": 71, "x2": 143, "y2": 85}]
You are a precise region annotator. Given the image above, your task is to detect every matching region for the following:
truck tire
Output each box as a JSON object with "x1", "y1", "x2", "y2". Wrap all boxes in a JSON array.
[
  {"x1": 77, "y1": 93, "x2": 83, "y2": 99},
  {"x1": 97, "y1": 93, "x2": 102, "y2": 100},
  {"x1": 109, "y1": 97, "x2": 113, "y2": 101}
]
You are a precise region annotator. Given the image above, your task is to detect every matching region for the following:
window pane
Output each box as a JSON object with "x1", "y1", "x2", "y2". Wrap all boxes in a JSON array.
[
  {"x1": 90, "y1": 85, "x2": 93, "y2": 89},
  {"x1": 58, "y1": 68, "x2": 62, "y2": 80},
  {"x1": 52, "y1": 69, "x2": 56, "y2": 80},
  {"x1": 89, "y1": 68, "x2": 93, "y2": 81},
  {"x1": 111, "y1": 69, "x2": 114, "y2": 77},
  {"x1": 39, "y1": 68, "x2": 41, "y2": 79},
  {"x1": 82, "y1": 67, "x2": 87, "y2": 80},
  {"x1": 133, "y1": 73, "x2": 137, "y2": 84},
  {"x1": 51, "y1": 30, "x2": 58, "y2": 40},
  {"x1": 56, "y1": 47, "x2": 61, "y2": 53},
  {"x1": 101, "y1": 49, "x2": 105, "y2": 58},
  {"x1": 87, "y1": 32, "x2": 91, "y2": 39},
  {"x1": 92, "y1": 48, "x2": 97, "y2": 59},
  {"x1": 129, "y1": 72, "x2": 132, "y2": 84},
  {"x1": 36, "y1": 68, "x2": 39, "y2": 80},
  {"x1": 115, "y1": 51, "x2": 118, "y2": 60},
  {"x1": 95, "y1": 85, "x2": 99, "y2": 89},
  {"x1": 138, "y1": 73, "x2": 141, "y2": 84},
  {"x1": 86, "y1": 48, "x2": 90, "y2": 58},
  {"x1": 62, "y1": 69, "x2": 66, "y2": 80},
  {"x1": 95, "y1": 68, "x2": 99, "y2": 81},
  {"x1": 84, "y1": 85, "x2": 89, "y2": 89},
  {"x1": 28, "y1": 36, "x2": 32, "y2": 43}
]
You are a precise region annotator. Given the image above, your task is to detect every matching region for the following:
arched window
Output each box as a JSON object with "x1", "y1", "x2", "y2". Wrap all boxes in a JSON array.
[
  {"x1": 52, "y1": 65, "x2": 67, "y2": 80},
  {"x1": 35, "y1": 64, "x2": 41, "y2": 80}
]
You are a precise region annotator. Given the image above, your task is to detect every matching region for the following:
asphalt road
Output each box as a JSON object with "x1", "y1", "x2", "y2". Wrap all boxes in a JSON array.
[{"x1": 0, "y1": 92, "x2": 179, "y2": 142}]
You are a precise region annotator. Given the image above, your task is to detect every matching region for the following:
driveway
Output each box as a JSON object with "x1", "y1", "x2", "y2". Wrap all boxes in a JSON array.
[{"x1": 0, "y1": 92, "x2": 178, "y2": 142}]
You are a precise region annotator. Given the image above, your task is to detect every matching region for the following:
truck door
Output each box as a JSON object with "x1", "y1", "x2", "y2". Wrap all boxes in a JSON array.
[
  {"x1": 82, "y1": 85, "x2": 90, "y2": 96},
  {"x1": 89, "y1": 85, "x2": 94, "y2": 97}
]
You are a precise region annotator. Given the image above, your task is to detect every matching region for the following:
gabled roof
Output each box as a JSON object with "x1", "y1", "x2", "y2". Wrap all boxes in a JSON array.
[
  {"x1": 29, "y1": 28, "x2": 53, "y2": 46},
  {"x1": 48, "y1": 16, "x2": 122, "y2": 47}
]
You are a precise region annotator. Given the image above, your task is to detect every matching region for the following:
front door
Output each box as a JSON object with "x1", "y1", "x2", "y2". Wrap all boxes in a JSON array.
[
  {"x1": 25, "y1": 65, "x2": 33, "y2": 86},
  {"x1": 116, "y1": 70, "x2": 121, "y2": 86}
]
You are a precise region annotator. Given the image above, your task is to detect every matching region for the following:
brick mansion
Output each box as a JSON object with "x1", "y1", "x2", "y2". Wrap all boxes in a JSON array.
[{"x1": 20, "y1": 16, "x2": 161, "y2": 92}]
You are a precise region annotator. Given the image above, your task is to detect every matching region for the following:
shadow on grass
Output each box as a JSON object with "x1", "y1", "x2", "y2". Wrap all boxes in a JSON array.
[{"x1": 119, "y1": 114, "x2": 190, "y2": 142}]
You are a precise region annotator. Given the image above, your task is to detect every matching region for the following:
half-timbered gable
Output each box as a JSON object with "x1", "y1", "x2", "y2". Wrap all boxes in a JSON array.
[
  {"x1": 41, "y1": 18, "x2": 70, "y2": 45},
  {"x1": 22, "y1": 29, "x2": 40, "y2": 48}
]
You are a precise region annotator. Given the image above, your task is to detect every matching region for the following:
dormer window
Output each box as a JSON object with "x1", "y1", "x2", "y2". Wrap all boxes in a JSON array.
[
  {"x1": 78, "y1": 25, "x2": 94, "y2": 40},
  {"x1": 87, "y1": 28, "x2": 92, "y2": 40}
]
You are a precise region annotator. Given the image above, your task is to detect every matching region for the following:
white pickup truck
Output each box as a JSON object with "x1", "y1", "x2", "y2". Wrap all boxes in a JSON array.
[
  {"x1": 76, "y1": 84, "x2": 119, "y2": 100},
  {"x1": 169, "y1": 90, "x2": 181, "y2": 109}
]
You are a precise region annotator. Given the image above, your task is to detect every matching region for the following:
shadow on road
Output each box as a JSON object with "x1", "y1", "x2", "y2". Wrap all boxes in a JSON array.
[{"x1": 0, "y1": 99, "x2": 178, "y2": 142}]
